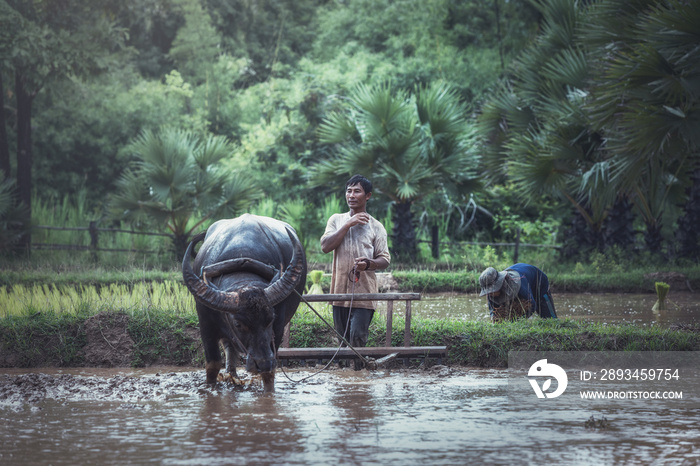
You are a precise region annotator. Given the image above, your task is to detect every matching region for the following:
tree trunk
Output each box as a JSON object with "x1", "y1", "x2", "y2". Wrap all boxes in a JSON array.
[
  {"x1": 676, "y1": 168, "x2": 700, "y2": 261},
  {"x1": 391, "y1": 200, "x2": 417, "y2": 263},
  {"x1": 560, "y1": 206, "x2": 605, "y2": 261},
  {"x1": 15, "y1": 72, "x2": 33, "y2": 251},
  {"x1": 173, "y1": 233, "x2": 189, "y2": 263},
  {"x1": 0, "y1": 72, "x2": 10, "y2": 180},
  {"x1": 494, "y1": 0, "x2": 504, "y2": 70},
  {"x1": 603, "y1": 197, "x2": 636, "y2": 251},
  {"x1": 643, "y1": 221, "x2": 664, "y2": 256}
]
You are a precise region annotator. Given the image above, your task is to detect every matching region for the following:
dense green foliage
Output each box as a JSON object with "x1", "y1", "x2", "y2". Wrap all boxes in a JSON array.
[
  {"x1": 1, "y1": 0, "x2": 698, "y2": 269},
  {"x1": 111, "y1": 128, "x2": 261, "y2": 256},
  {"x1": 477, "y1": 0, "x2": 700, "y2": 262}
]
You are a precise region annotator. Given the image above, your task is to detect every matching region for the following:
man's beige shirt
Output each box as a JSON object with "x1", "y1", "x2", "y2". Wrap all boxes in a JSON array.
[{"x1": 321, "y1": 212, "x2": 391, "y2": 309}]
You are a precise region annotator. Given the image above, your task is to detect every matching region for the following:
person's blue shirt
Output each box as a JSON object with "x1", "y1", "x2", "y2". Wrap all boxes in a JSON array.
[{"x1": 506, "y1": 263, "x2": 557, "y2": 318}]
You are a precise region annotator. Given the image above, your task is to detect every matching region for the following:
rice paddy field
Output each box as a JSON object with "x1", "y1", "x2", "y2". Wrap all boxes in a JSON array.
[
  {"x1": 0, "y1": 281, "x2": 194, "y2": 320},
  {"x1": 0, "y1": 271, "x2": 698, "y2": 370}
]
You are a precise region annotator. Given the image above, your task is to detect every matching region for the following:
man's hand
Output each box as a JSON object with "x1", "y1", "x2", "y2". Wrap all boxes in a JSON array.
[
  {"x1": 354, "y1": 257, "x2": 373, "y2": 271},
  {"x1": 320, "y1": 212, "x2": 371, "y2": 254},
  {"x1": 346, "y1": 212, "x2": 370, "y2": 228}
]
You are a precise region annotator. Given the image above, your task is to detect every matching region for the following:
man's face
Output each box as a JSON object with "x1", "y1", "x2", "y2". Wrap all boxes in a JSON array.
[{"x1": 346, "y1": 183, "x2": 370, "y2": 211}]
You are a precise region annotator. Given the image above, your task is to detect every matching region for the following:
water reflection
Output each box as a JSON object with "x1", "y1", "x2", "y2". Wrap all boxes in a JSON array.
[
  {"x1": 379, "y1": 292, "x2": 700, "y2": 326},
  {"x1": 190, "y1": 392, "x2": 306, "y2": 464},
  {"x1": 2, "y1": 368, "x2": 698, "y2": 465}
]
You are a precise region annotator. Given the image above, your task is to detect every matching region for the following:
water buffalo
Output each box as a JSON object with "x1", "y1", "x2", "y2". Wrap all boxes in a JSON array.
[{"x1": 182, "y1": 214, "x2": 307, "y2": 392}]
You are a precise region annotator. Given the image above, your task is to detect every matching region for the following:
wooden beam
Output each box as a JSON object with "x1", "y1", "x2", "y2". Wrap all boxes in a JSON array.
[
  {"x1": 301, "y1": 293, "x2": 421, "y2": 302},
  {"x1": 404, "y1": 300, "x2": 412, "y2": 347},
  {"x1": 385, "y1": 300, "x2": 393, "y2": 347},
  {"x1": 277, "y1": 346, "x2": 446, "y2": 360},
  {"x1": 294, "y1": 293, "x2": 424, "y2": 356}
]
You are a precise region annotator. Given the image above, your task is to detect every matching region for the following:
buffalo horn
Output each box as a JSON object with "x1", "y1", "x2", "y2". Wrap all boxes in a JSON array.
[
  {"x1": 182, "y1": 233, "x2": 242, "y2": 313},
  {"x1": 264, "y1": 227, "x2": 305, "y2": 306}
]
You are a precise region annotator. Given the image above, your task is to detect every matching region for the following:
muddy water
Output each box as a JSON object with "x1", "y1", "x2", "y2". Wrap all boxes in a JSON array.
[
  {"x1": 1, "y1": 367, "x2": 698, "y2": 465},
  {"x1": 395, "y1": 292, "x2": 700, "y2": 325}
]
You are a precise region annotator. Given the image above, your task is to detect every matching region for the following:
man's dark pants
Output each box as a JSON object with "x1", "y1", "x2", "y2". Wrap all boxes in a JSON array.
[{"x1": 332, "y1": 305, "x2": 374, "y2": 369}]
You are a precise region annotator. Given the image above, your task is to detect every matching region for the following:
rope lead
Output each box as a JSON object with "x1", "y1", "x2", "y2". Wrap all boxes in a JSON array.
[{"x1": 281, "y1": 264, "x2": 377, "y2": 384}]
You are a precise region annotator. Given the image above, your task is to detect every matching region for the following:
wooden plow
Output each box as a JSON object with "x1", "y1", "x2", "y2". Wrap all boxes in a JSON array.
[{"x1": 279, "y1": 293, "x2": 448, "y2": 367}]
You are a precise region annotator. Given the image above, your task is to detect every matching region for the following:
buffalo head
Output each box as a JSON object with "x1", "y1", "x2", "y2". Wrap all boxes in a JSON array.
[{"x1": 182, "y1": 227, "x2": 304, "y2": 313}]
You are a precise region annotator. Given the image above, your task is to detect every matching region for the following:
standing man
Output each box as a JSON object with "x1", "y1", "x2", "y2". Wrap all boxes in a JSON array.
[
  {"x1": 321, "y1": 174, "x2": 391, "y2": 369},
  {"x1": 479, "y1": 263, "x2": 557, "y2": 322}
]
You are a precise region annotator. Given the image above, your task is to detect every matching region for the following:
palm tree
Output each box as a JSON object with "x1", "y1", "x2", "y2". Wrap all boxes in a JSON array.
[
  {"x1": 312, "y1": 82, "x2": 480, "y2": 262},
  {"x1": 478, "y1": 0, "x2": 700, "y2": 259},
  {"x1": 477, "y1": 0, "x2": 618, "y2": 256},
  {"x1": 111, "y1": 129, "x2": 261, "y2": 257},
  {"x1": 582, "y1": 0, "x2": 700, "y2": 256}
]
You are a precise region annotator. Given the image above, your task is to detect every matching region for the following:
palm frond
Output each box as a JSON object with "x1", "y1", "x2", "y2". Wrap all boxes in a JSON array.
[
  {"x1": 194, "y1": 134, "x2": 235, "y2": 169},
  {"x1": 353, "y1": 83, "x2": 414, "y2": 144},
  {"x1": 416, "y1": 82, "x2": 468, "y2": 138},
  {"x1": 581, "y1": 0, "x2": 655, "y2": 47},
  {"x1": 579, "y1": 161, "x2": 617, "y2": 211},
  {"x1": 377, "y1": 160, "x2": 433, "y2": 202},
  {"x1": 531, "y1": 0, "x2": 579, "y2": 49},
  {"x1": 313, "y1": 81, "x2": 478, "y2": 206},
  {"x1": 540, "y1": 47, "x2": 589, "y2": 89},
  {"x1": 634, "y1": 0, "x2": 700, "y2": 59},
  {"x1": 131, "y1": 129, "x2": 197, "y2": 202},
  {"x1": 317, "y1": 110, "x2": 359, "y2": 144},
  {"x1": 110, "y1": 169, "x2": 150, "y2": 219},
  {"x1": 216, "y1": 172, "x2": 262, "y2": 217}
]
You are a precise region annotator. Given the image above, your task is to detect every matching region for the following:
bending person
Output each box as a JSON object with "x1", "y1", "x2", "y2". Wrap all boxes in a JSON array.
[{"x1": 479, "y1": 263, "x2": 557, "y2": 323}]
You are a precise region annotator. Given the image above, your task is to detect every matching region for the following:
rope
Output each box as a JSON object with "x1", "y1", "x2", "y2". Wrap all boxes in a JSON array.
[
  {"x1": 224, "y1": 313, "x2": 249, "y2": 357},
  {"x1": 280, "y1": 263, "x2": 374, "y2": 384}
]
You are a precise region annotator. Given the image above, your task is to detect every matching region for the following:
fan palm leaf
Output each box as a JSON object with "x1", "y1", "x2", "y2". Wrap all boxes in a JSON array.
[
  {"x1": 317, "y1": 110, "x2": 360, "y2": 145},
  {"x1": 540, "y1": 47, "x2": 589, "y2": 91},
  {"x1": 582, "y1": 0, "x2": 700, "y2": 245},
  {"x1": 111, "y1": 129, "x2": 261, "y2": 256},
  {"x1": 530, "y1": 0, "x2": 578, "y2": 49},
  {"x1": 479, "y1": 0, "x2": 610, "y2": 234}
]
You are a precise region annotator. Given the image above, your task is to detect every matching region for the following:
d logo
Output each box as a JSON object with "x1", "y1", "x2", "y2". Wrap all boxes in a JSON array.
[{"x1": 528, "y1": 359, "x2": 568, "y2": 399}]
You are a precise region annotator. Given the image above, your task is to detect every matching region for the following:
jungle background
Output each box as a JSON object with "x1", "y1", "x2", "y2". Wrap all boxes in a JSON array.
[{"x1": 1, "y1": 0, "x2": 699, "y2": 275}]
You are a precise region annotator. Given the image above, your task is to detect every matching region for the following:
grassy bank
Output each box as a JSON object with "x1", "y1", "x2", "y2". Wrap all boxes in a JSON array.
[
  {"x1": 392, "y1": 267, "x2": 700, "y2": 294},
  {"x1": 294, "y1": 308, "x2": 700, "y2": 367},
  {"x1": 1, "y1": 303, "x2": 698, "y2": 370},
  {"x1": 1, "y1": 264, "x2": 698, "y2": 370}
]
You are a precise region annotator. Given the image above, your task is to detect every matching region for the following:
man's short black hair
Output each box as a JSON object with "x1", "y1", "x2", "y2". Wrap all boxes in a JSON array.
[{"x1": 346, "y1": 174, "x2": 372, "y2": 194}]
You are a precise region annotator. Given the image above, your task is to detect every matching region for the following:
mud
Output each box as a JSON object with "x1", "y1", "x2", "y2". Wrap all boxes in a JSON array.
[
  {"x1": 2, "y1": 292, "x2": 698, "y2": 373},
  {"x1": 0, "y1": 370, "x2": 204, "y2": 408},
  {"x1": 0, "y1": 365, "x2": 460, "y2": 409},
  {"x1": 0, "y1": 312, "x2": 202, "y2": 369},
  {"x1": 1, "y1": 366, "x2": 698, "y2": 465},
  {"x1": 80, "y1": 313, "x2": 135, "y2": 367}
]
